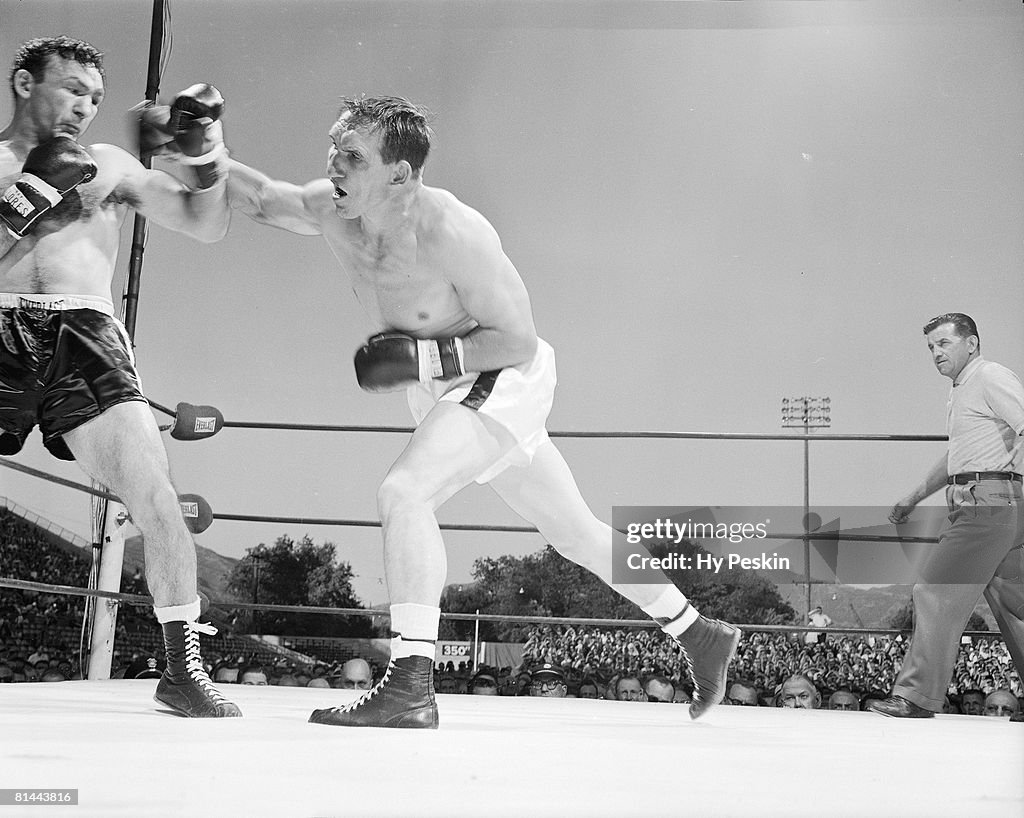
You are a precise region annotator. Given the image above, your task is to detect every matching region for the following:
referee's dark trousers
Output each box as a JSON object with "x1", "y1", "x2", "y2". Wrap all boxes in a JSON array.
[{"x1": 893, "y1": 477, "x2": 1024, "y2": 712}]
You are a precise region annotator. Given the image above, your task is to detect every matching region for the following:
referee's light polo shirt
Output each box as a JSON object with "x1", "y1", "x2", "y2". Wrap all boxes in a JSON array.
[{"x1": 946, "y1": 356, "x2": 1024, "y2": 475}]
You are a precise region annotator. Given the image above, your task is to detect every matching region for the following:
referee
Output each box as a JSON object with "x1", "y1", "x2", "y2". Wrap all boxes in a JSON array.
[{"x1": 871, "y1": 313, "x2": 1024, "y2": 718}]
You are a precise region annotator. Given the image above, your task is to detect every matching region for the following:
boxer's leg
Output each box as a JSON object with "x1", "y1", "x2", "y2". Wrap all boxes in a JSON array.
[
  {"x1": 64, "y1": 401, "x2": 240, "y2": 718},
  {"x1": 310, "y1": 401, "x2": 514, "y2": 728},
  {"x1": 489, "y1": 439, "x2": 740, "y2": 718}
]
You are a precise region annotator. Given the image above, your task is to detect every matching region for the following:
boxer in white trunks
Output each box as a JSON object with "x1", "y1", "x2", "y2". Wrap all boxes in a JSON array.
[{"x1": 226, "y1": 95, "x2": 740, "y2": 727}]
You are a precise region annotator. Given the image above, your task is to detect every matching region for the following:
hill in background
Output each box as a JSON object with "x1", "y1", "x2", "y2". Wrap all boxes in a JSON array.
[{"x1": 121, "y1": 535, "x2": 242, "y2": 603}]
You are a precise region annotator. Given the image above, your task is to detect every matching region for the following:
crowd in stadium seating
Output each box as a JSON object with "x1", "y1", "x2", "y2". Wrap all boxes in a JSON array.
[
  {"x1": 515, "y1": 624, "x2": 1023, "y2": 714},
  {"x1": 2, "y1": 507, "x2": 1022, "y2": 718}
]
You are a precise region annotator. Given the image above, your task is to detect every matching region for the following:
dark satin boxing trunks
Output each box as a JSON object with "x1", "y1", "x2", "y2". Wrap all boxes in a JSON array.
[{"x1": 0, "y1": 294, "x2": 145, "y2": 461}]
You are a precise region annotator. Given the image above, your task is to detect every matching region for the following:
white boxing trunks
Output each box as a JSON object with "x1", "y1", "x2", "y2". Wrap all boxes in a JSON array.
[{"x1": 405, "y1": 338, "x2": 556, "y2": 483}]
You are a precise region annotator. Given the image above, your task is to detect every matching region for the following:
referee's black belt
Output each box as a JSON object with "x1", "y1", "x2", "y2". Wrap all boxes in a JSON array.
[{"x1": 947, "y1": 472, "x2": 1022, "y2": 485}]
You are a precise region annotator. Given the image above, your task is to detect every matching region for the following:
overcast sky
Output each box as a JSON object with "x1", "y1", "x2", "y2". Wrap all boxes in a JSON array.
[{"x1": 1, "y1": 0, "x2": 1021, "y2": 606}]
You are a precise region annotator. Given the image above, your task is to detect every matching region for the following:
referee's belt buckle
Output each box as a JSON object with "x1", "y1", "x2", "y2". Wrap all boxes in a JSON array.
[{"x1": 947, "y1": 472, "x2": 1023, "y2": 485}]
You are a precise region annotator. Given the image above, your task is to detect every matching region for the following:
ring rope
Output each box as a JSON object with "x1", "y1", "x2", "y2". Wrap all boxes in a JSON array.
[
  {"x1": 0, "y1": 456, "x2": 939, "y2": 542},
  {"x1": 145, "y1": 399, "x2": 946, "y2": 442},
  {"x1": 3, "y1": 576, "x2": 998, "y2": 638},
  {"x1": 0, "y1": 457, "x2": 119, "y2": 502},
  {"x1": 0, "y1": 459, "x2": 938, "y2": 543}
]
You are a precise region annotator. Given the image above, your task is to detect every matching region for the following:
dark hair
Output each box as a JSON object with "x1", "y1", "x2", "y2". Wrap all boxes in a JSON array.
[
  {"x1": 239, "y1": 664, "x2": 267, "y2": 679},
  {"x1": 729, "y1": 676, "x2": 759, "y2": 693},
  {"x1": 10, "y1": 36, "x2": 104, "y2": 95},
  {"x1": 923, "y1": 313, "x2": 979, "y2": 344},
  {"x1": 337, "y1": 95, "x2": 432, "y2": 172}
]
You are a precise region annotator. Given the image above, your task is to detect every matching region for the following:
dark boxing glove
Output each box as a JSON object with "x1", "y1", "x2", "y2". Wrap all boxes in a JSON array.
[
  {"x1": 169, "y1": 83, "x2": 226, "y2": 189},
  {"x1": 0, "y1": 137, "x2": 97, "y2": 239},
  {"x1": 354, "y1": 333, "x2": 466, "y2": 393}
]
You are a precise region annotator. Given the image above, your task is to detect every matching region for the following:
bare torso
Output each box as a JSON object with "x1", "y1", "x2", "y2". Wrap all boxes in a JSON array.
[
  {"x1": 314, "y1": 182, "x2": 495, "y2": 339},
  {"x1": 0, "y1": 142, "x2": 130, "y2": 297}
]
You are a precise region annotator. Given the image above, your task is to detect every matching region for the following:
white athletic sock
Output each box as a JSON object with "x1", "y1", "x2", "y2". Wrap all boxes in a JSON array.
[
  {"x1": 154, "y1": 596, "x2": 202, "y2": 624},
  {"x1": 642, "y1": 586, "x2": 699, "y2": 637},
  {"x1": 389, "y1": 603, "x2": 440, "y2": 660}
]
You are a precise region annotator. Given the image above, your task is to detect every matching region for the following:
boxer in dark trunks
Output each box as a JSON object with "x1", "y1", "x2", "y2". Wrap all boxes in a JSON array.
[
  {"x1": 0, "y1": 294, "x2": 142, "y2": 460},
  {"x1": 1, "y1": 35, "x2": 238, "y2": 717}
]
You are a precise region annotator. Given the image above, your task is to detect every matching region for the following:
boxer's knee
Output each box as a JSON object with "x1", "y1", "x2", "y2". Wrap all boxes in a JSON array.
[
  {"x1": 377, "y1": 468, "x2": 433, "y2": 522},
  {"x1": 542, "y1": 516, "x2": 608, "y2": 564},
  {"x1": 125, "y1": 476, "x2": 187, "y2": 533}
]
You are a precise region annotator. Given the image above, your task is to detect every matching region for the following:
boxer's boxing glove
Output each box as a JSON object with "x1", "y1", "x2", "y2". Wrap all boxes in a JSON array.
[
  {"x1": 0, "y1": 137, "x2": 97, "y2": 239},
  {"x1": 355, "y1": 332, "x2": 465, "y2": 392},
  {"x1": 168, "y1": 83, "x2": 226, "y2": 189},
  {"x1": 131, "y1": 100, "x2": 176, "y2": 159}
]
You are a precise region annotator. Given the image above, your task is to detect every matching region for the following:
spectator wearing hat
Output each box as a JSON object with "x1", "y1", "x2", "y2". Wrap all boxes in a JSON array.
[
  {"x1": 529, "y1": 663, "x2": 567, "y2": 698},
  {"x1": 469, "y1": 670, "x2": 499, "y2": 696}
]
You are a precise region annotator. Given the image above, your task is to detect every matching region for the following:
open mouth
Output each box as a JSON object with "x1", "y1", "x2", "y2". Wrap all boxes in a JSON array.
[{"x1": 331, "y1": 179, "x2": 348, "y2": 199}]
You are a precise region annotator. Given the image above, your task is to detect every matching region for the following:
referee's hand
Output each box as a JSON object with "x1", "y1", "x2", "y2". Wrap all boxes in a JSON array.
[{"x1": 889, "y1": 501, "x2": 914, "y2": 525}]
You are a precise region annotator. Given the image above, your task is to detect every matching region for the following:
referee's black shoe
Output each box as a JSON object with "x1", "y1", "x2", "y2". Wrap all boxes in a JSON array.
[{"x1": 866, "y1": 695, "x2": 935, "y2": 718}]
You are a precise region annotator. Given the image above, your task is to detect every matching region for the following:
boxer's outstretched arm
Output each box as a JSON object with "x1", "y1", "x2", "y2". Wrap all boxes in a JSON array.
[
  {"x1": 226, "y1": 159, "x2": 325, "y2": 236},
  {"x1": 101, "y1": 144, "x2": 230, "y2": 243}
]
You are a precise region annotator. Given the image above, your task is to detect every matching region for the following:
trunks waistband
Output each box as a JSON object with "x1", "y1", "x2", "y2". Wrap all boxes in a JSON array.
[{"x1": 0, "y1": 293, "x2": 115, "y2": 317}]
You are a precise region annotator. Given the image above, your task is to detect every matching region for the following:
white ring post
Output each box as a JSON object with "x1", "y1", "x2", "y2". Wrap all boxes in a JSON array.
[{"x1": 87, "y1": 501, "x2": 129, "y2": 680}]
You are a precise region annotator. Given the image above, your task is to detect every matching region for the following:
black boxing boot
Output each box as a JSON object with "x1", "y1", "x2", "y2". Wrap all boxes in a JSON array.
[
  {"x1": 309, "y1": 655, "x2": 438, "y2": 729},
  {"x1": 154, "y1": 620, "x2": 241, "y2": 718},
  {"x1": 675, "y1": 614, "x2": 742, "y2": 720}
]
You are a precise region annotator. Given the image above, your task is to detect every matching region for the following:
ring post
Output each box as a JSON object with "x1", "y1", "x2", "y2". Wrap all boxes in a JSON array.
[{"x1": 86, "y1": 503, "x2": 129, "y2": 679}]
